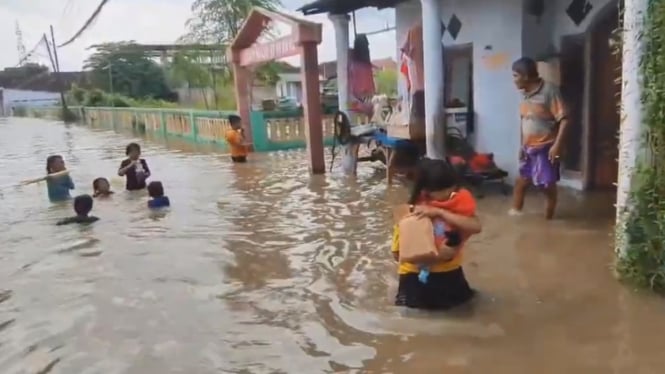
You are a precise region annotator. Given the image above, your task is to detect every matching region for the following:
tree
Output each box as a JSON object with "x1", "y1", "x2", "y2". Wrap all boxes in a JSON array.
[
  {"x1": 375, "y1": 69, "x2": 397, "y2": 96},
  {"x1": 182, "y1": 0, "x2": 281, "y2": 44},
  {"x1": 84, "y1": 42, "x2": 171, "y2": 100}
]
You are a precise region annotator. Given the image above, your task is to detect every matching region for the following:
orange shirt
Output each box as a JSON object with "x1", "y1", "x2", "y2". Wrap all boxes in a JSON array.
[
  {"x1": 519, "y1": 80, "x2": 567, "y2": 147},
  {"x1": 225, "y1": 129, "x2": 247, "y2": 157}
]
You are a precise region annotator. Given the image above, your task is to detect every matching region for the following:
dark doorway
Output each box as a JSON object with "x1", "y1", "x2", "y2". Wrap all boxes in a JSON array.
[
  {"x1": 589, "y1": 6, "x2": 620, "y2": 189},
  {"x1": 559, "y1": 34, "x2": 586, "y2": 174}
]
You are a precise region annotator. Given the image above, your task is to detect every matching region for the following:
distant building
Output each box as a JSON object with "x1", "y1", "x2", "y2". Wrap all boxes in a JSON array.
[{"x1": 0, "y1": 88, "x2": 60, "y2": 116}]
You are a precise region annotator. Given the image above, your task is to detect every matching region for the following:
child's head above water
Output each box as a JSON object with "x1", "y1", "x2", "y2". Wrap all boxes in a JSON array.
[
  {"x1": 147, "y1": 181, "x2": 165, "y2": 198},
  {"x1": 92, "y1": 177, "x2": 111, "y2": 195},
  {"x1": 409, "y1": 158, "x2": 460, "y2": 204},
  {"x1": 125, "y1": 142, "x2": 141, "y2": 160},
  {"x1": 46, "y1": 155, "x2": 65, "y2": 173},
  {"x1": 228, "y1": 114, "x2": 242, "y2": 130},
  {"x1": 73, "y1": 194, "x2": 93, "y2": 217}
]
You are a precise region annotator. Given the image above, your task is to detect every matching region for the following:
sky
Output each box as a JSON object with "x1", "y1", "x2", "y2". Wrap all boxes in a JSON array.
[{"x1": 0, "y1": 0, "x2": 397, "y2": 72}]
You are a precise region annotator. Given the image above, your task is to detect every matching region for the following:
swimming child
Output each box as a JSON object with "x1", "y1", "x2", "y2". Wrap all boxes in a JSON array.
[
  {"x1": 92, "y1": 177, "x2": 114, "y2": 197},
  {"x1": 56, "y1": 194, "x2": 99, "y2": 225},
  {"x1": 147, "y1": 181, "x2": 170, "y2": 208},
  {"x1": 118, "y1": 142, "x2": 151, "y2": 190},
  {"x1": 45, "y1": 155, "x2": 74, "y2": 202},
  {"x1": 392, "y1": 158, "x2": 482, "y2": 310},
  {"x1": 225, "y1": 115, "x2": 248, "y2": 163}
]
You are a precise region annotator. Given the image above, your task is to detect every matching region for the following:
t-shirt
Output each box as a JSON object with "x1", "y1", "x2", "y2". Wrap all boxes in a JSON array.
[
  {"x1": 119, "y1": 158, "x2": 150, "y2": 190},
  {"x1": 46, "y1": 175, "x2": 74, "y2": 202},
  {"x1": 520, "y1": 80, "x2": 567, "y2": 147},
  {"x1": 225, "y1": 129, "x2": 248, "y2": 157},
  {"x1": 56, "y1": 215, "x2": 99, "y2": 225},
  {"x1": 148, "y1": 196, "x2": 170, "y2": 208}
]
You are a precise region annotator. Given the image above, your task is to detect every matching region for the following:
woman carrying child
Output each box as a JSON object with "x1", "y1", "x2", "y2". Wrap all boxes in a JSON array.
[{"x1": 392, "y1": 158, "x2": 482, "y2": 310}]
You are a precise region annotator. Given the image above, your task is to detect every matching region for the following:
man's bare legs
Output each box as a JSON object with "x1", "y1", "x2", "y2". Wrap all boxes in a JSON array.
[
  {"x1": 509, "y1": 176, "x2": 530, "y2": 215},
  {"x1": 544, "y1": 184, "x2": 558, "y2": 220},
  {"x1": 510, "y1": 177, "x2": 557, "y2": 219}
]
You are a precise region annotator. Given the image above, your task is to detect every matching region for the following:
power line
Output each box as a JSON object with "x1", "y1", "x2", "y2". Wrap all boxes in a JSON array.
[{"x1": 58, "y1": 0, "x2": 110, "y2": 48}]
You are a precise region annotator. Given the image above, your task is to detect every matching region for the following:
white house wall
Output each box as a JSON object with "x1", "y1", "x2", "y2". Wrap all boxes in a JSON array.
[{"x1": 395, "y1": 0, "x2": 619, "y2": 185}]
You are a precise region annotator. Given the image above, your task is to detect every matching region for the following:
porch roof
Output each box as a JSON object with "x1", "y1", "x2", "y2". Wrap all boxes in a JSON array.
[{"x1": 297, "y1": 0, "x2": 405, "y2": 16}]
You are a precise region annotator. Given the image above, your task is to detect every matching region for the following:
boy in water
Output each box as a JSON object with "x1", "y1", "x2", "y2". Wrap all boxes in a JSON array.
[
  {"x1": 92, "y1": 177, "x2": 114, "y2": 197},
  {"x1": 118, "y1": 142, "x2": 151, "y2": 190},
  {"x1": 225, "y1": 115, "x2": 248, "y2": 163},
  {"x1": 510, "y1": 57, "x2": 569, "y2": 220},
  {"x1": 57, "y1": 194, "x2": 99, "y2": 225},
  {"x1": 147, "y1": 181, "x2": 170, "y2": 208}
]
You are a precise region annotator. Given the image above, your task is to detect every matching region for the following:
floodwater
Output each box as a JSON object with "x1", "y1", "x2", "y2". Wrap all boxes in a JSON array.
[{"x1": 1, "y1": 117, "x2": 665, "y2": 374}]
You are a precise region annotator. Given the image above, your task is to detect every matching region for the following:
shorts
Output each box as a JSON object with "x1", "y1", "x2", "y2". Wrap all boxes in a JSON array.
[
  {"x1": 519, "y1": 144, "x2": 560, "y2": 188},
  {"x1": 231, "y1": 156, "x2": 247, "y2": 163},
  {"x1": 395, "y1": 267, "x2": 475, "y2": 310}
]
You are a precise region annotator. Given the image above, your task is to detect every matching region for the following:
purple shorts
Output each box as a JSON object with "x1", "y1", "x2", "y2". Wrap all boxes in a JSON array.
[{"x1": 519, "y1": 144, "x2": 560, "y2": 188}]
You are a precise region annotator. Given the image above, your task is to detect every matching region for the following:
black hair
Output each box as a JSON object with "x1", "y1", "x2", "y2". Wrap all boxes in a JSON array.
[
  {"x1": 125, "y1": 142, "x2": 141, "y2": 156},
  {"x1": 92, "y1": 177, "x2": 108, "y2": 191},
  {"x1": 228, "y1": 115, "x2": 242, "y2": 125},
  {"x1": 46, "y1": 155, "x2": 63, "y2": 173},
  {"x1": 408, "y1": 158, "x2": 460, "y2": 205},
  {"x1": 512, "y1": 57, "x2": 539, "y2": 79},
  {"x1": 147, "y1": 181, "x2": 164, "y2": 198},
  {"x1": 73, "y1": 194, "x2": 93, "y2": 216}
]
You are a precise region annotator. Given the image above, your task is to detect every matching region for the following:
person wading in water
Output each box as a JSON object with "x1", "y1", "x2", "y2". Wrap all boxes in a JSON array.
[{"x1": 509, "y1": 57, "x2": 569, "y2": 220}]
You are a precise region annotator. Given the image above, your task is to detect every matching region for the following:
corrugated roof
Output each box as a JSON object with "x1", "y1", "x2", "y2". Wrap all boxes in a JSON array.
[{"x1": 297, "y1": 0, "x2": 405, "y2": 16}]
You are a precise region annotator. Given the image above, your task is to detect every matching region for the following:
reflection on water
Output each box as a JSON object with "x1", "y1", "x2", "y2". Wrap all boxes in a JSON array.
[{"x1": 1, "y1": 117, "x2": 665, "y2": 373}]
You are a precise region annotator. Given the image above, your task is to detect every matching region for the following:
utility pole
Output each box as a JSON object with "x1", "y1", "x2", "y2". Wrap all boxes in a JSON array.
[
  {"x1": 105, "y1": 63, "x2": 114, "y2": 107},
  {"x1": 210, "y1": 50, "x2": 219, "y2": 109},
  {"x1": 49, "y1": 25, "x2": 71, "y2": 121}
]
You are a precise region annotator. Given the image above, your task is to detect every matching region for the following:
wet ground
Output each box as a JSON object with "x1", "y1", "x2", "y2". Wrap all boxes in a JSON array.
[{"x1": 1, "y1": 117, "x2": 664, "y2": 373}]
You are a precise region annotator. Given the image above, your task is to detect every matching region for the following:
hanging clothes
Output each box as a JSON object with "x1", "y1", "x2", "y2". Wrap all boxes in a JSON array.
[{"x1": 401, "y1": 22, "x2": 424, "y2": 94}]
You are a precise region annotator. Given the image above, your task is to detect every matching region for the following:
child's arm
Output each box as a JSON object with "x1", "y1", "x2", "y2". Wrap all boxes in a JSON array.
[
  {"x1": 391, "y1": 225, "x2": 400, "y2": 261},
  {"x1": 439, "y1": 210, "x2": 482, "y2": 234},
  {"x1": 118, "y1": 159, "x2": 134, "y2": 176},
  {"x1": 142, "y1": 159, "x2": 151, "y2": 178}
]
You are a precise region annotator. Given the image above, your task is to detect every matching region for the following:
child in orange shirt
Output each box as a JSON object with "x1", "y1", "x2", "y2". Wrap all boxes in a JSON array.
[
  {"x1": 225, "y1": 115, "x2": 248, "y2": 163},
  {"x1": 392, "y1": 158, "x2": 482, "y2": 310}
]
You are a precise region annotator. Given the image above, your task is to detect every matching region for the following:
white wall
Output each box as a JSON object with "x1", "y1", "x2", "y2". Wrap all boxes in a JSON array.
[{"x1": 0, "y1": 89, "x2": 60, "y2": 116}]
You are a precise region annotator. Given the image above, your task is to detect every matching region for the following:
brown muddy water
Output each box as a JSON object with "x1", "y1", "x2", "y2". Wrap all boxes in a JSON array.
[{"x1": 1, "y1": 117, "x2": 665, "y2": 374}]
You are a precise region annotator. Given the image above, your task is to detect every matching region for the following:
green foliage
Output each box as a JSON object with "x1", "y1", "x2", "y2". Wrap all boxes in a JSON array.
[
  {"x1": 375, "y1": 69, "x2": 398, "y2": 96},
  {"x1": 616, "y1": 2, "x2": 665, "y2": 293},
  {"x1": 169, "y1": 52, "x2": 213, "y2": 88},
  {"x1": 12, "y1": 106, "x2": 27, "y2": 117},
  {"x1": 84, "y1": 42, "x2": 171, "y2": 99},
  {"x1": 182, "y1": 0, "x2": 281, "y2": 44},
  {"x1": 67, "y1": 87, "x2": 177, "y2": 109}
]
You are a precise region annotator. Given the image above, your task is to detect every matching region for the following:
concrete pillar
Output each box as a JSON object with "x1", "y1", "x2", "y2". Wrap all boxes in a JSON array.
[
  {"x1": 616, "y1": 0, "x2": 648, "y2": 258},
  {"x1": 329, "y1": 14, "x2": 350, "y2": 113},
  {"x1": 420, "y1": 0, "x2": 445, "y2": 159},
  {"x1": 300, "y1": 42, "x2": 326, "y2": 174},
  {"x1": 232, "y1": 63, "x2": 253, "y2": 146},
  {"x1": 329, "y1": 13, "x2": 358, "y2": 174}
]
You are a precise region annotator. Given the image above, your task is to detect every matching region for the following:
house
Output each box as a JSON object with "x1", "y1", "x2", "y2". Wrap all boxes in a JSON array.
[
  {"x1": 275, "y1": 72, "x2": 327, "y2": 102},
  {"x1": 299, "y1": 0, "x2": 623, "y2": 191}
]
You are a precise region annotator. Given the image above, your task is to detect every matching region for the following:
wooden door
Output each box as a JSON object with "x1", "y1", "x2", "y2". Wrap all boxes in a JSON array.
[
  {"x1": 559, "y1": 35, "x2": 586, "y2": 173},
  {"x1": 590, "y1": 9, "x2": 620, "y2": 189}
]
